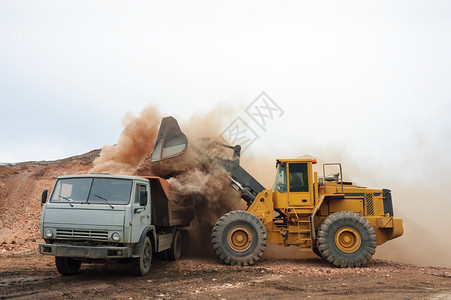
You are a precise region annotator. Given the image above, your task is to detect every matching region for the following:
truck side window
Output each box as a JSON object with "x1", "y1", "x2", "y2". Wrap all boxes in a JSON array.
[
  {"x1": 289, "y1": 163, "x2": 309, "y2": 192},
  {"x1": 134, "y1": 184, "x2": 147, "y2": 204}
]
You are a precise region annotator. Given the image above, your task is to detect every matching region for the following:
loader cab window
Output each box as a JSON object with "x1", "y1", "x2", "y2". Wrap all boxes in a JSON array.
[
  {"x1": 273, "y1": 162, "x2": 287, "y2": 192},
  {"x1": 288, "y1": 163, "x2": 309, "y2": 192}
]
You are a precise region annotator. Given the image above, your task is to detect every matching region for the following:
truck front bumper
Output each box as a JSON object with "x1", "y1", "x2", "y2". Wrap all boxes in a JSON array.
[{"x1": 38, "y1": 243, "x2": 130, "y2": 259}]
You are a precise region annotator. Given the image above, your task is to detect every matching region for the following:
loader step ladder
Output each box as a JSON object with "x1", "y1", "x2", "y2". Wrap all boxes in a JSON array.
[{"x1": 293, "y1": 210, "x2": 313, "y2": 248}]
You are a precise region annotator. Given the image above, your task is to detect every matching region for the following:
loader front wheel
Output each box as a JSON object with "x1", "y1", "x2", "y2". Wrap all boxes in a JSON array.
[
  {"x1": 211, "y1": 210, "x2": 267, "y2": 266},
  {"x1": 317, "y1": 211, "x2": 376, "y2": 267}
]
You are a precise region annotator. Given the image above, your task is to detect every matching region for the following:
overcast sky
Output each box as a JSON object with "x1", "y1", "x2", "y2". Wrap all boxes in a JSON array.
[{"x1": 1, "y1": 1, "x2": 450, "y2": 184}]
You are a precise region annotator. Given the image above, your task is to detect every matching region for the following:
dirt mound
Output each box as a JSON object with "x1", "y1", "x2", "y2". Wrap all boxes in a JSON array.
[{"x1": 0, "y1": 150, "x2": 100, "y2": 254}]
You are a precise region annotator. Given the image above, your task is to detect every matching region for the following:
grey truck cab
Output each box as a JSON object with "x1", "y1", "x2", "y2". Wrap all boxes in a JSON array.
[{"x1": 39, "y1": 173, "x2": 194, "y2": 276}]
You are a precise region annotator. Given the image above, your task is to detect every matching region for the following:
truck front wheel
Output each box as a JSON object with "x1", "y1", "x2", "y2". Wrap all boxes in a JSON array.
[
  {"x1": 55, "y1": 257, "x2": 81, "y2": 275},
  {"x1": 131, "y1": 236, "x2": 152, "y2": 276},
  {"x1": 211, "y1": 210, "x2": 267, "y2": 266}
]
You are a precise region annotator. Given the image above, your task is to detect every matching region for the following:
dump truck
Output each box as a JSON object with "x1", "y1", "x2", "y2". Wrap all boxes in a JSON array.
[
  {"x1": 152, "y1": 117, "x2": 404, "y2": 268},
  {"x1": 39, "y1": 173, "x2": 194, "y2": 276}
]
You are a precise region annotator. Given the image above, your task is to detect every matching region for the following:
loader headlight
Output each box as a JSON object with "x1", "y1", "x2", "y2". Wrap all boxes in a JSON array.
[
  {"x1": 45, "y1": 229, "x2": 54, "y2": 238},
  {"x1": 111, "y1": 232, "x2": 120, "y2": 241}
]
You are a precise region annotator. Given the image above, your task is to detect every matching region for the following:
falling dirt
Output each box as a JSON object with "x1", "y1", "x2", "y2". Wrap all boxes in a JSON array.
[{"x1": 90, "y1": 106, "x2": 161, "y2": 175}]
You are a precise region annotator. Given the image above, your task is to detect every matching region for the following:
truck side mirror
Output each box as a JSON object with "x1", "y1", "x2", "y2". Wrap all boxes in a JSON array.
[
  {"x1": 139, "y1": 190, "x2": 148, "y2": 206},
  {"x1": 41, "y1": 189, "x2": 48, "y2": 204}
]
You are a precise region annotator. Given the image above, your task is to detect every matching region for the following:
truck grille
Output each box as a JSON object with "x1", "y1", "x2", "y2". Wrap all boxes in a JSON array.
[{"x1": 56, "y1": 229, "x2": 109, "y2": 241}]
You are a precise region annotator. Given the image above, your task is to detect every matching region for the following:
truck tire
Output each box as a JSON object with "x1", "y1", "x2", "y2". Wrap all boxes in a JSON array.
[
  {"x1": 317, "y1": 211, "x2": 377, "y2": 267},
  {"x1": 131, "y1": 236, "x2": 152, "y2": 276},
  {"x1": 167, "y1": 230, "x2": 183, "y2": 261},
  {"x1": 211, "y1": 210, "x2": 267, "y2": 266},
  {"x1": 55, "y1": 257, "x2": 81, "y2": 275}
]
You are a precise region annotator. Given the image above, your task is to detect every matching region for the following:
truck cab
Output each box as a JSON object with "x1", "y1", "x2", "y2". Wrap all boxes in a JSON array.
[{"x1": 39, "y1": 174, "x2": 194, "y2": 276}]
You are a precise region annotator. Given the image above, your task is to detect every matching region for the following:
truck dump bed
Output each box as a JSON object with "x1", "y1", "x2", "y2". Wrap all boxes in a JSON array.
[{"x1": 142, "y1": 176, "x2": 195, "y2": 227}]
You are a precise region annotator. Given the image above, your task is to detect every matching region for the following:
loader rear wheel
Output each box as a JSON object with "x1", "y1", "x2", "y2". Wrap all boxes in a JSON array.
[
  {"x1": 167, "y1": 230, "x2": 183, "y2": 261},
  {"x1": 211, "y1": 210, "x2": 267, "y2": 266},
  {"x1": 317, "y1": 211, "x2": 376, "y2": 267},
  {"x1": 55, "y1": 257, "x2": 81, "y2": 276}
]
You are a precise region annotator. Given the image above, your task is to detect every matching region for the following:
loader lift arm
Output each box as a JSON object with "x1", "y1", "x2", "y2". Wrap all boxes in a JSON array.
[{"x1": 216, "y1": 155, "x2": 266, "y2": 206}]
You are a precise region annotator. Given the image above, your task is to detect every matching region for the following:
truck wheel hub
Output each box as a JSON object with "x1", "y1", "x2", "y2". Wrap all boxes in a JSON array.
[
  {"x1": 227, "y1": 226, "x2": 252, "y2": 253},
  {"x1": 335, "y1": 227, "x2": 361, "y2": 253}
]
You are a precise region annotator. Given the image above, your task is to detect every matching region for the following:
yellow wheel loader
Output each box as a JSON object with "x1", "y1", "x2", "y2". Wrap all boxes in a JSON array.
[{"x1": 152, "y1": 117, "x2": 403, "y2": 268}]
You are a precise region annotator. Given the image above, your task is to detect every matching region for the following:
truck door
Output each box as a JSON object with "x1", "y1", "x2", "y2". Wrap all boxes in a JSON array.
[
  {"x1": 287, "y1": 162, "x2": 313, "y2": 206},
  {"x1": 131, "y1": 182, "x2": 151, "y2": 243}
]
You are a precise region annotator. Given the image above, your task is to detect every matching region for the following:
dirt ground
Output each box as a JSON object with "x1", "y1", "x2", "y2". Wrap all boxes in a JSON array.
[{"x1": 0, "y1": 250, "x2": 450, "y2": 300}]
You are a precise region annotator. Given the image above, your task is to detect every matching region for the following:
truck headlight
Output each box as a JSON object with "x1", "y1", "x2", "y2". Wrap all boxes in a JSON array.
[
  {"x1": 111, "y1": 232, "x2": 120, "y2": 241},
  {"x1": 45, "y1": 229, "x2": 54, "y2": 238}
]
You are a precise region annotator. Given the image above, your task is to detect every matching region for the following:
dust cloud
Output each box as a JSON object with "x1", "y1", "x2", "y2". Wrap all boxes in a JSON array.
[
  {"x1": 373, "y1": 182, "x2": 451, "y2": 268},
  {"x1": 90, "y1": 106, "x2": 161, "y2": 174}
]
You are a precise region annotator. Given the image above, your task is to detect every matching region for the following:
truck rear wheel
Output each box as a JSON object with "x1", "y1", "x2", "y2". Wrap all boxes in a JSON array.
[
  {"x1": 167, "y1": 230, "x2": 183, "y2": 261},
  {"x1": 317, "y1": 211, "x2": 376, "y2": 267},
  {"x1": 211, "y1": 210, "x2": 267, "y2": 266},
  {"x1": 55, "y1": 257, "x2": 81, "y2": 275},
  {"x1": 131, "y1": 236, "x2": 152, "y2": 276}
]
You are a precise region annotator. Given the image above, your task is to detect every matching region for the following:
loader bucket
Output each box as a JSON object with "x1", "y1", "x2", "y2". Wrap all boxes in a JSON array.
[{"x1": 151, "y1": 116, "x2": 188, "y2": 162}]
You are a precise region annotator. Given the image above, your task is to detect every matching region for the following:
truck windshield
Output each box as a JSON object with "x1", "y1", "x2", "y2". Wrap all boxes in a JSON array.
[
  {"x1": 272, "y1": 163, "x2": 287, "y2": 192},
  {"x1": 50, "y1": 178, "x2": 132, "y2": 205}
]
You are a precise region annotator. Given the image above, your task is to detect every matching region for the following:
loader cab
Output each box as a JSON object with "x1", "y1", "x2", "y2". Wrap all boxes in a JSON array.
[{"x1": 273, "y1": 159, "x2": 314, "y2": 207}]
